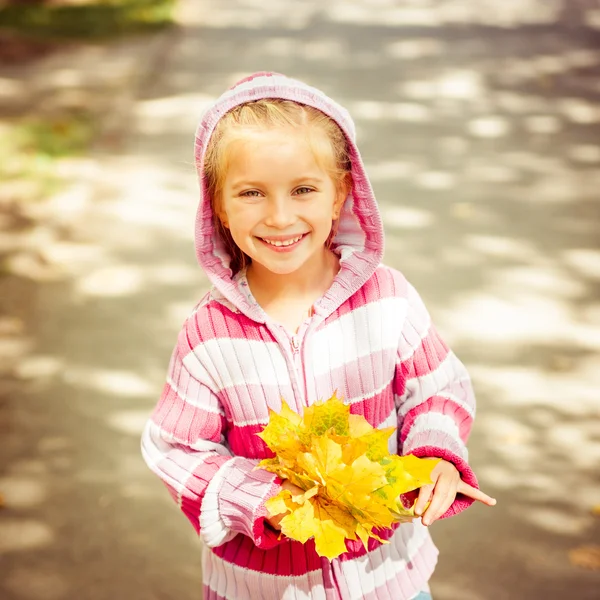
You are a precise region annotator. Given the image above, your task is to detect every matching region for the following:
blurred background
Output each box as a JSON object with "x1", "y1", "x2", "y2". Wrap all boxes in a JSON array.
[{"x1": 0, "y1": 1, "x2": 599, "y2": 598}]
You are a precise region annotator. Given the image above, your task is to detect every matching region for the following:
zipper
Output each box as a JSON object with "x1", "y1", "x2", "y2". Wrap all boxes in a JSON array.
[
  {"x1": 290, "y1": 335, "x2": 300, "y2": 355},
  {"x1": 289, "y1": 332, "x2": 305, "y2": 404},
  {"x1": 271, "y1": 317, "x2": 319, "y2": 409},
  {"x1": 290, "y1": 320, "x2": 314, "y2": 407}
]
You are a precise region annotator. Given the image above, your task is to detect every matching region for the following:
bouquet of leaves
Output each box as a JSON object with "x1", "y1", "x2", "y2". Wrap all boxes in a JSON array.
[{"x1": 256, "y1": 393, "x2": 439, "y2": 560}]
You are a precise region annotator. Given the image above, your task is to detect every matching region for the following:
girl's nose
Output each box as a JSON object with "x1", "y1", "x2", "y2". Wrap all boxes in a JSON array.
[{"x1": 265, "y1": 196, "x2": 295, "y2": 228}]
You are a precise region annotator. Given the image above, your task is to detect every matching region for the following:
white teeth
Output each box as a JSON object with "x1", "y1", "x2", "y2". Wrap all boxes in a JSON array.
[{"x1": 262, "y1": 235, "x2": 303, "y2": 247}]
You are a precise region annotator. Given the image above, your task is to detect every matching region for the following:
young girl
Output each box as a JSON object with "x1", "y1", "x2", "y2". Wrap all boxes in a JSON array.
[{"x1": 141, "y1": 72, "x2": 495, "y2": 600}]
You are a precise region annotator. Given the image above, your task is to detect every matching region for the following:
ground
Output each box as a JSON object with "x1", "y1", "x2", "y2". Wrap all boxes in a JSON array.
[{"x1": 0, "y1": 1, "x2": 599, "y2": 599}]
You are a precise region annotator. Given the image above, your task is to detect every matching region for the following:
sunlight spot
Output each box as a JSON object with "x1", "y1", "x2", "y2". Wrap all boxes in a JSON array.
[
  {"x1": 438, "y1": 2, "x2": 472, "y2": 23},
  {"x1": 400, "y1": 71, "x2": 483, "y2": 102},
  {"x1": 414, "y1": 171, "x2": 456, "y2": 190},
  {"x1": 464, "y1": 235, "x2": 539, "y2": 261},
  {"x1": 534, "y1": 55, "x2": 568, "y2": 75},
  {"x1": 565, "y1": 49, "x2": 600, "y2": 69},
  {"x1": 446, "y1": 292, "x2": 570, "y2": 345},
  {"x1": 585, "y1": 9, "x2": 600, "y2": 30},
  {"x1": 520, "y1": 473, "x2": 558, "y2": 493},
  {"x1": 327, "y1": 4, "x2": 440, "y2": 27},
  {"x1": 468, "y1": 364, "x2": 600, "y2": 413},
  {"x1": 41, "y1": 242, "x2": 107, "y2": 274},
  {"x1": 558, "y1": 98, "x2": 600, "y2": 124},
  {"x1": 389, "y1": 102, "x2": 432, "y2": 122},
  {"x1": 441, "y1": 247, "x2": 483, "y2": 268},
  {"x1": 149, "y1": 262, "x2": 199, "y2": 286},
  {"x1": 350, "y1": 101, "x2": 386, "y2": 121},
  {"x1": 5, "y1": 568, "x2": 70, "y2": 600},
  {"x1": 563, "y1": 249, "x2": 600, "y2": 280},
  {"x1": 524, "y1": 115, "x2": 562, "y2": 135},
  {"x1": 386, "y1": 38, "x2": 444, "y2": 60},
  {"x1": 63, "y1": 367, "x2": 155, "y2": 397},
  {"x1": 107, "y1": 410, "x2": 150, "y2": 436},
  {"x1": 349, "y1": 101, "x2": 432, "y2": 123},
  {"x1": 107, "y1": 186, "x2": 194, "y2": 233},
  {"x1": 497, "y1": 58, "x2": 538, "y2": 84},
  {"x1": 5, "y1": 252, "x2": 66, "y2": 282},
  {"x1": 0, "y1": 316, "x2": 24, "y2": 336},
  {"x1": 451, "y1": 202, "x2": 475, "y2": 220},
  {"x1": 0, "y1": 519, "x2": 53, "y2": 553},
  {"x1": 366, "y1": 160, "x2": 416, "y2": 181},
  {"x1": 494, "y1": 265, "x2": 586, "y2": 299},
  {"x1": 496, "y1": 92, "x2": 548, "y2": 114},
  {"x1": 75, "y1": 265, "x2": 144, "y2": 297},
  {"x1": 547, "y1": 424, "x2": 600, "y2": 462},
  {"x1": 524, "y1": 507, "x2": 592, "y2": 536},
  {"x1": 379, "y1": 205, "x2": 433, "y2": 230},
  {"x1": 13, "y1": 355, "x2": 64, "y2": 380},
  {"x1": 465, "y1": 160, "x2": 520, "y2": 183},
  {"x1": 439, "y1": 71, "x2": 483, "y2": 100},
  {"x1": 47, "y1": 68, "x2": 81, "y2": 88},
  {"x1": 401, "y1": 80, "x2": 436, "y2": 101},
  {"x1": 303, "y1": 40, "x2": 346, "y2": 62},
  {"x1": 0, "y1": 337, "x2": 32, "y2": 373},
  {"x1": 467, "y1": 116, "x2": 510, "y2": 138},
  {"x1": 567, "y1": 145, "x2": 600, "y2": 164},
  {"x1": 477, "y1": 465, "x2": 514, "y2": 490},
  {"x1": 526, "y1": 171, "x2": 591, "y2": 202},
  {"x1": 262, "y1": 37, "x2": 295, "y2": 58},
  {"x1": 135, "y1": 93, "x2": 215, "y2": 133},
  {"x1": 0, "y1": 477, "x2": 46, "y2": 508}
]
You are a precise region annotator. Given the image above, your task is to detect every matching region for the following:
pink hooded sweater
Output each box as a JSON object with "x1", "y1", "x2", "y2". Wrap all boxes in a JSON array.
[{"x1": 141, "y1": 72, "x2": 478, "y2": 600}]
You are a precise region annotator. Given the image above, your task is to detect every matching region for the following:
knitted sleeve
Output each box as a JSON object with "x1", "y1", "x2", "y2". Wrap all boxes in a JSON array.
[
  {"x1": 394, "y1": 282, "x2": 479, "y2": 519},
  {"x1": 141, "y1": 326, "x2": 282, "y2": 550}
]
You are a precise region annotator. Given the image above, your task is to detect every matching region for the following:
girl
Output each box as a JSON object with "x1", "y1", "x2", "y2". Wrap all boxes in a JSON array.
[{"x1": 141, "y1": 72, "x2": 495, "y2": 600}]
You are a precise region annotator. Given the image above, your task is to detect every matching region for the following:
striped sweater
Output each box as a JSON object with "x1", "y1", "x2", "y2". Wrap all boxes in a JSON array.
[{"x1": 141, "y1": 73, "x2": 478, "y2": 600}]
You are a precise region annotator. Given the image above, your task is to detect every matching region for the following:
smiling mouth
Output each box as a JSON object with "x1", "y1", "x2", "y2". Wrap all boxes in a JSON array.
[{"x1": 258, "y1": 234, "x2": 308, "y2": 248}]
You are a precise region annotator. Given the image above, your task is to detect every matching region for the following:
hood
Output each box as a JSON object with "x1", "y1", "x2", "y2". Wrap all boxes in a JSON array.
[{"x1": 194, "y1": 72, "x2": 384, "y2": 323}]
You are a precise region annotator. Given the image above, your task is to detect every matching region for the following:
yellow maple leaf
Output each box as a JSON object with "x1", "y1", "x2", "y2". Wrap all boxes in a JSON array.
[
  {"x1": 257, "y1": 400, "x2": 305, "y2": 461},
  {"x1": 301, "y1": 391, "x2": 349, "y2": 438},
  {"x1": 256, "y1": 392, "x2": 437, "y2": 560}
]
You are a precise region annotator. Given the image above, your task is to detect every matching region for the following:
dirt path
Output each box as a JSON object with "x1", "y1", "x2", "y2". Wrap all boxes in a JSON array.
[{"x1": 1, "y1": 2, "x2": 599, "y2": 598}]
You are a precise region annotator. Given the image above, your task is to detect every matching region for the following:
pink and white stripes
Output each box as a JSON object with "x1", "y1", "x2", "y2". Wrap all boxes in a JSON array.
[
  {"x1": 141, "y1": 266, "x2": 478, "y2": 599},
  {"x1": 141, "y1": 72, "x2": 479, "y2": 599}
]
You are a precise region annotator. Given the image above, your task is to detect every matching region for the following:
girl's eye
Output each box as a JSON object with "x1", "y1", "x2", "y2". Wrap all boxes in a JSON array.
[
  {"x1": 295, "y1": 186, "x2": 314, "y2": 195},
  {"x1": 240, "y1": 190, "x2": 261, "y2": 197}
]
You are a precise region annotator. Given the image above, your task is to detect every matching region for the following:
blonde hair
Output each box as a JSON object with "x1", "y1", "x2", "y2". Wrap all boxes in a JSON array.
[{"x1": 203, "y1": 99, "x2": 352, "y2": 274}]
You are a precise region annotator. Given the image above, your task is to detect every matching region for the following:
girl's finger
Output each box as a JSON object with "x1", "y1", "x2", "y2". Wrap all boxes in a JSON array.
[
  {"x1": 414, "y1": 484, "x2": 434, "y2": 516},
  {"x1": 421, "y1": 479, "x2": 456, "y2": 526},
  {"x1": 457, "y1": 481, "x2": 497, "y2": 506}
]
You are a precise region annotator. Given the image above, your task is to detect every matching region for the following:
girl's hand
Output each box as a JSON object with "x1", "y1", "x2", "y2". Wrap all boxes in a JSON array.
[
  {"x1": 414, "y1": 459, "x2": 496, "y2": 526},
  {"x1": 266, "y1": 480, "x2": 304, "y2": 531}
]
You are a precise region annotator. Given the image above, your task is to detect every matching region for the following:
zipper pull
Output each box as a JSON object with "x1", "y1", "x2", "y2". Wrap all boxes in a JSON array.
[{"x1": 291, "y1": 336, "x2": 300, "y2": 354}]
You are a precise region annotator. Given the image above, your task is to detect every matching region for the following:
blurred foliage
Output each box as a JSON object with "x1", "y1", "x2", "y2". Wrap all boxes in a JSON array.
[
  {"x1": 0, "y1": 0, "x2": 176, "y2": 39},
  {"x1": 19, "y1": 111, "x2": 97, "y2": 156},
  {"x1": 0, "y1": 111, "x2": 96, "y2": 203}
]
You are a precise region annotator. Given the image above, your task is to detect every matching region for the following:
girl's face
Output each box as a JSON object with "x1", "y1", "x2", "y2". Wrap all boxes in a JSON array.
[{"x1": 218, "y1": 125, "x2": 347, "y2": 279}]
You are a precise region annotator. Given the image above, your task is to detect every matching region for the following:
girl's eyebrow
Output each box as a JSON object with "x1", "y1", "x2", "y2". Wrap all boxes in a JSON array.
[{"x1": 230, "y1": 176, "x2": 325, "y2": 190}]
